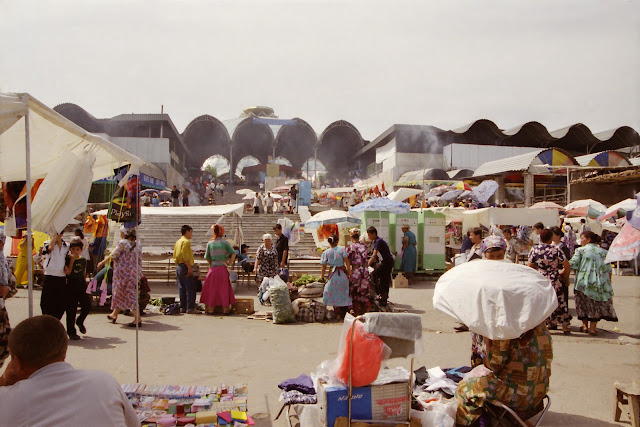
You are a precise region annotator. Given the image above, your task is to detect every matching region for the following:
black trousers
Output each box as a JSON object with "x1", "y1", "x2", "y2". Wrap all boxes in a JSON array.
[
  {"x1": 41, "y1": 275, "x2": 67, "y2": 319},
  {"x1": 373, "y1": 262, "x2": 394, "y2": 305},
  {"x1": 66, "y1": 279, "x2": 91, "y2": 335}
]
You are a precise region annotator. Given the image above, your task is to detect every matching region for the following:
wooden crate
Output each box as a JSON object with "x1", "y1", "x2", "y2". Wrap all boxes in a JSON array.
[{"x1": 233, "y1": 298, "x2": 255, "y2": 314}]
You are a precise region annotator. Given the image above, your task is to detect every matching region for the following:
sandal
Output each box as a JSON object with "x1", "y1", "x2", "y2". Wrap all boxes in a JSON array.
[
  {"x1": 127, "y1": 322, "x2": 142, "y2": 328},
  {"x1": 107, "y1": 315, "x2": 116, "y2": 324}
]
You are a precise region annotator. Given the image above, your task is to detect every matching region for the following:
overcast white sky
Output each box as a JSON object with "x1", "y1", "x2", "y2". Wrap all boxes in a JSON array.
[{"x1": 1, "y1": 0, "x2": 638, "y2": 141}]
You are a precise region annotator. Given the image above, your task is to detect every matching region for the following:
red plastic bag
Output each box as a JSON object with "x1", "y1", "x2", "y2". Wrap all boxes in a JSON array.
[{"x1": 336, "y1": 321, "x2": 385, "y2": 387}]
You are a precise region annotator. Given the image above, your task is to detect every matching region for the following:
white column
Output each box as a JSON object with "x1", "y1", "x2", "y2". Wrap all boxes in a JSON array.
[
  {"x1": 495, "y1": 175, "x2": 505, "y2": 205},
  {"x1": 524, "y1": 173, "x2": 534, "y2": 207}
]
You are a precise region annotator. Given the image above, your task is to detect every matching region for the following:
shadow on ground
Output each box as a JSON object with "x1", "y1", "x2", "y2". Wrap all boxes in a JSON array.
[
  {"x1": 543, "y1": 411, "x2": 623, "y2": 426},
  {"x1": 68, "y1": 336, "x2": 127, "y2": 350}
]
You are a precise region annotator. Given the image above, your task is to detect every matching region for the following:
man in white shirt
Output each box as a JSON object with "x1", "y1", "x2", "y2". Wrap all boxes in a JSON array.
[
  {"x1": 41, "y1": 233, "x2": 69, "y2": 320},
  {"x1": 0, "y1": 315, "x2": 139, "y2": 426},
  {"x1": 253, "y1": 193, "x2": 261, "y2": 214},
  {"x1": 265, "y1": 193, "x2": 274, "y2": 214}
]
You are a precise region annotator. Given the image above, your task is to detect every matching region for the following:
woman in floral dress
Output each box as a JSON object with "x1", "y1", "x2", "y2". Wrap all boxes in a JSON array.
[
  {"x1": 98, "y1": 226, "x2": 143, "y2": 327},
  {"x1": 321, "y1": 234, "x2": 352, "y2": 320},
  {"x1": 569, "y1": 231, "x2": 617, "y2": 336},
  {"x1": 254, "y1": 233, "x2": 278, "y2": 289},
  {"x1": 346, "y1": 228, "x2": 371, "y2": 316},
  {"x1": 528, "y1": 228, "x2": 571, "y2": 333}
]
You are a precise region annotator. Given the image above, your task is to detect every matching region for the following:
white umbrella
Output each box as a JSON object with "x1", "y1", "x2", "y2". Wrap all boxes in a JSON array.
[
  {"x1": 304, "y1": 209, "x2": 362, "y2": 229},
  {"x1": 236, "y1": 188, "x2": 254, "y2": 195},
  {"x1": 565, "y1": 199, "x2": 607, "y2": 217},
  {"x1": 242, "y1": 193, "x2": 257, "y2": 200},
  {"x1": 598, "y1": 198, "x2": 637, "y2": 222},
  {"x1": 433, "y1": 260, "x2": 558, "y2": 340}
]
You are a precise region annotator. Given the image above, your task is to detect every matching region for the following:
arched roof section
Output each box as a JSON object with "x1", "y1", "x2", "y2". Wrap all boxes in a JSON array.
[
  {"x1": 501, "y1": 121, "x2": 554, "y2": 147},
  {"x1": 423, "y1": 168, "x2": 450, "y2": 180},
  {"x1": 274, "y1": 117, "x2": 318, "y2": 169},
  {"x1": 449, "y1": 119, "x2": 504, "y2": 145},
  {"x1": 230, "y1": 117, "x2": 274, "y2": 172},
  {"x1": 53, "y1": 103, "x2": 104, "y2": 133},
  {"x1": 317, "y1": 120, "x2": 364, "y2": 175},
  {"x1": 182, "y1": 114, "x2": 232, "y2": 167},
  {"x1": 575, "y1": 150, "x2": 631, "y2": 167},
  {"x1": 447, "y1": 169, "x2": 474, "y2": 179},
  {"x1": 548, "y1": 123, "x2": 600, "y2": 153},
  {"x1": 592, "y1": 126, "x2": 640, "y2": 152},
  {"x1": 473, "y1": 148, "x2": 577, "y2": 177}
]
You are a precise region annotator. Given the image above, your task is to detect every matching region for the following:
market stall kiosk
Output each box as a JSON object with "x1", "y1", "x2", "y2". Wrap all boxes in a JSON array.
[
  {"x1": 418, "y1": 210, "x2": 446, "y2": 271},
  {"x1": 390, "y1": 212, "x2": 419, "y2": 271},
  {"x1": 360, "y1": 211, "x2": 390, "y2": 244}
]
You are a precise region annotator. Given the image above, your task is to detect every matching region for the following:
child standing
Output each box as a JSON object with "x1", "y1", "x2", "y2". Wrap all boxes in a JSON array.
[{"x1": 64, "y1": 240, "x2": 91, "y2": 340}]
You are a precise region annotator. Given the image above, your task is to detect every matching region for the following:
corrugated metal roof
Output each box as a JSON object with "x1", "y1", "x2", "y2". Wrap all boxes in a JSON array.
[
  {"x1": 576, "y1": 150, "x2": 632, "y2": 167},
  {"x1": 110, "y1": 114, "x2": 167, "y2": 121},
  {"x1": 631, "y1": 157, "x2": 640, "y2": 166},
  {"x1": 473, "y1": 149, "x2": 545, "y2": 177},
  {"x1": 447, "y1": 169, "x2": 474, "y2": 179}
]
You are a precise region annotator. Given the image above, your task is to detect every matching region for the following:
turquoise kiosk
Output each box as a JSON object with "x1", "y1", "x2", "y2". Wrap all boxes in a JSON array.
[
  {"x1": 417, "y1": 210, "x2": 446, "y2": 271},
  {"x1": 390, "y1": 212, "x2": 420, "y2": 271}
]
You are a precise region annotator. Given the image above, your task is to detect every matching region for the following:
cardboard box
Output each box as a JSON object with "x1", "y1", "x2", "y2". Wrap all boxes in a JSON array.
[
  {"x1": 233, "y1": 298, "x2": 255, "y2": 314},
  {"x1": 319, "y1": 381, "x2": 410, "y2": 427},
  {"x1": 393, "y1": 273, "x2": 409, "y2": 288}
]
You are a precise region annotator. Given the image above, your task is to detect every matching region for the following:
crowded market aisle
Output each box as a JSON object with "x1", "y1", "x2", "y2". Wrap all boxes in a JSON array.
[{"x1": 1, "y1": 275, "x2": 638, "y2": 426}]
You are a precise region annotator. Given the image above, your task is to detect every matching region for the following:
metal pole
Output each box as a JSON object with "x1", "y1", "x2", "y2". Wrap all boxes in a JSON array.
[
  {"x1": 25, "y1": 107, "x2": 34, "y2": 318},
  {"x1": 135, "y1": 172, "x2": 140, "y2": 383},
  {"x1": 229, "y1": 146, "x2": 233, "y2": 185}
]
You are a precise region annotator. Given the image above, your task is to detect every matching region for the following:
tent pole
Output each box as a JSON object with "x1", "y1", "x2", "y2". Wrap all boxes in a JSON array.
[
  {"x1": 25, "y1": 107, "x2": 34, "y2": 318},
  {"x1": 135, "y1": 172, "x2": 140, "y2": 383}
]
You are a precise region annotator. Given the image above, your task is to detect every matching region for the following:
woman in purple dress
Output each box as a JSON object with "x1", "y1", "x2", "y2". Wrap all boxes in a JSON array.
[
  {"x1": 528, "y1": 229, "x2": 571, "y2": 333},
  {"x1": 346, "y1": 228, "x2": 371, "y2": 316}
]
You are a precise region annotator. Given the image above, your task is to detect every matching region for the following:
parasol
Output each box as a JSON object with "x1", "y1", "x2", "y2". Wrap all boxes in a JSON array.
[
  {"x1": 387, "y1": 188, "x2": 423, "y2": 202},
  {"x1": 271, "y1": 185, "x2": 290, "y2": 194},
  {"x1": 304, "y1": 209, "x2": 362, "y2": 229},
  {"x1": 564, "y1": 199, "x2": 607, "y2": 218},
  {"x1": 472, "y1": 179, "x2": 499, "y2": 203},
  {"x1": 433, "y1": 260, "x2": 558, "y2": 340},
  {"x1": 439, "y1": 189, "x2": 464, "y2": 202},
  {"x1": 453, "y1": 181, "x2": 472, "y2": 191},
  {"x1": 236, "y1": 188, "x2": 254, "y2": 195},
  {"x1": 349, "y1": 197, "x2": 411, "y2": 214},
  {"x1": 598, "y1": 198, "x2": 637, "y2": 222},
  {"x1": 530, "y1": 201, "x2": 564, "y2": 210},
  {"x1": 242, "y1": 193, "x2": 257, "y2": 200}
]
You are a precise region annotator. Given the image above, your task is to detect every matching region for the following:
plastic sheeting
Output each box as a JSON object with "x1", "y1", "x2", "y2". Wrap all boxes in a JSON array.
[
  {"x1": 0, "y1": 92, "x2": 143, "y2": 182},
  {"x1": 93, "y1": 204, "x2": 245, "y2": 218},
  {"x1": 387, "y1": 188, "x2": 423, "y2": 202},
  {"x1": 433, "y1": 260, "x2": 558, "y2": 340}
]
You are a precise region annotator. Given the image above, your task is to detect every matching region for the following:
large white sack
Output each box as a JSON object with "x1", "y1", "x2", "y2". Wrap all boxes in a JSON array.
[
  {"x1": 433, "y1": 260, "x2": 558, "y2": 340},
  {"x1": 31, "y1": 150, "x2": 95, "y2": 235}
]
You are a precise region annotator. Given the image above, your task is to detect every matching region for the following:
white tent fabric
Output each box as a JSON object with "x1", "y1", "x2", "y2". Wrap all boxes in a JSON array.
[
  {"x1": 0, "y1": 92, "x2": 144, "y2": 181},
  {"x1": 387, "y1": 188, "x2": 423, "y2": 202},
  {"x1": 93, "y1": 204, "x2": 245, "y2": 218},
  {"x1": 462, "y1": 207, "x2": 558, "y2": 231},
  {"x1": 434, "y1": 260, "x2": 558, "y2": 340}
]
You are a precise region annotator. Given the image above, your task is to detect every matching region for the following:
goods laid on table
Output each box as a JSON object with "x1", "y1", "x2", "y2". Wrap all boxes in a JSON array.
[{"x1": 122, "y1": 383, "x2": 252, "y2": 426}]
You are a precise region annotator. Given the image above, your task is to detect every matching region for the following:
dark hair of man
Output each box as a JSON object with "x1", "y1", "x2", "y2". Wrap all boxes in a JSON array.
[
  {"x1": 69, "y1": 240, "x2": 83, "y2": 250},
  {"x1": 540, "y1": 229, "x2": 553, "y2": 244},
  {"x1": 580, "y1": 218, "x2": 586, "y2": 224},
  {"x1": 273, "y1": 224, "x2": 282, "y2": 231},
  {"x1": 74, "y1": 229, "x2": 84, "y2": 239},
  {"x1": 471, "y1": 227, "x2": 483, "y2": 237},
  {"x1": 8, "y1": 315, "x2": 67, "y2": 369},
  {"x1": 366, "y1": 226, "x2": 378, "y2": 235},
  {"x1": 503, "y1": 228, "x2": 512, "y2": 236},
  {"x1": 534, "y1": 222, "x2": 544, "y2": 230},
  {"x1": 550, "y1": 226, "x2": 564, "y2": 238},
  {"x1": 181, "y1": 225, "x2": 192, "y2": 235}
]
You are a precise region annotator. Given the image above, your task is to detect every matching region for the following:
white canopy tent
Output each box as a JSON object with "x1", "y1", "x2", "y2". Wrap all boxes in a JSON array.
[
  {"x1": 0, "y1": 92, "x2": 144, "y2": 318},
  {"x1": 462, "y1": 207, "x2": 559, "y2": 231}
]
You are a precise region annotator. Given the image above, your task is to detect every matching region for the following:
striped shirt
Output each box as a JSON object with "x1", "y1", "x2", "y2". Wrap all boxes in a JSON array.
[{"x1": 205, "y1": 238, "x2": 235, "y2": 266}]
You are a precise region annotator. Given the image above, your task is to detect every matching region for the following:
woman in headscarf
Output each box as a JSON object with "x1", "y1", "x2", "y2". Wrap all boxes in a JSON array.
[
  {"x1": 569, "y1": 231, "x2": 617, "y2": 336},
  {"x1": 254, "y1": 233, "x2": 278, "y2": 289},
  {"x1": 346, "y1": 228, "x2": 371, "y2": 316},
  {"x1": 562, "y1": 224, "x2": 577, "y2": 258},
  {"x1": 399, "y1": 224, "x2": 417, "y2": 285},
  {"x1": 321, "y1": 234, "x2": 352, "y2": 320},
  {"x1": 0, "y1": 230, "x2": 16, "y2": 367},
  {"x1": 200, "y1": 224, "x2": 236, "y2": 315},
  {"x1": 98, "y1": 226, "x2": 143, "y2": 327},
  {"x1": 528, "y1": 229, "x2": 571, "y2": 334}
]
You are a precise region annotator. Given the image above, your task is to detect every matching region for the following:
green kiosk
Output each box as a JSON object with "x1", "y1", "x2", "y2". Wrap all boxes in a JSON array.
[
  {"x1": 360, "y1": 211, "x2": 390, "y2": 245},
  {"x1": 417, "y1": 210, "x2": 446, "y2": 271}
]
